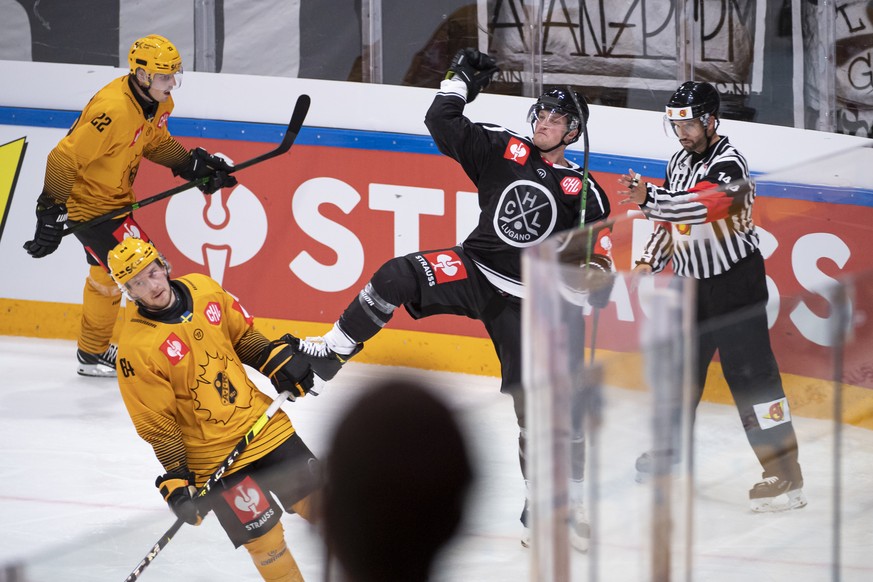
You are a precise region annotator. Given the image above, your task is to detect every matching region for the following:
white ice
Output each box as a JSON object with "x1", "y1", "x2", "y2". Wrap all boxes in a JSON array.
[{"x1": 1, "y1": 336, "x2": 871, "y2": 581}]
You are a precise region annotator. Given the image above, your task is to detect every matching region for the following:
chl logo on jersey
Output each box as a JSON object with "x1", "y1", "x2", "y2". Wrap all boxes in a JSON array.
[
  {"x1": 204, "y1": 302, "x2": 222, "y2": 325},
  {"x1": 421, "y1": 250, "x2": 468, "y2": 284},
  {"x1": 494, "y1": 180, "x2": 558, "y2": 247},
  {"x1": 560, "y1": 176, "x2": 583, "y2": 196},
  {"x1": 160, "y1": 332, "x2": 190, "y2": 366},
  {"x1": 157, "y1": 111, "x2": 170, "y2": 129},
  {"x1": 503, "y1": 137, "x2": 530, "y2": 165}
]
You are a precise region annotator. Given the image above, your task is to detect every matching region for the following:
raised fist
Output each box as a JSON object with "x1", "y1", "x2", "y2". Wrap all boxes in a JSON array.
[{"x1": 445, "y1": 48, "x2": 500, "y2": 103}]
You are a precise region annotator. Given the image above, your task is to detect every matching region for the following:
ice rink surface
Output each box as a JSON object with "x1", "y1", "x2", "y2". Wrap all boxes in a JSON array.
[{"x1": 1, "y1": 336, "x2": 872, "y2": 581}]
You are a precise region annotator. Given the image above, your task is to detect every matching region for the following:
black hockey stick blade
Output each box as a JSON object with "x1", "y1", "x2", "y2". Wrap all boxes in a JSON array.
[
  {"x1": 122, "y1": 390, "x2": 294, "y2": 582},
  {"x1": 63, "y1": 94, "x2": 311, "y2": 238}
]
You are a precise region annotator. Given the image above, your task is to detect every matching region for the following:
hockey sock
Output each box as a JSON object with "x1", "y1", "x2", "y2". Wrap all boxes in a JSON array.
[
  {"x1": 243, "y1": 522, "x2": 303, "y2": 582},
  {"x1": 336, "y1": 257, "x2": 418, "y2": 342},
  {"x1": 323, "y1": 325, "x2": 358, "y2": 356},
  {"x1": 79, "y1": 265, "x2": 122, "y2": 354}
]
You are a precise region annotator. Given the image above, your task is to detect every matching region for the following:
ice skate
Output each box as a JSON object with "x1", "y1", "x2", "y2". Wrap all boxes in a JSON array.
[
  {"x1": 77, "y1": 344, "x2": 118, "y2": 377},
  {"x1": 520, "y1": 500, "x2": 531, "y2": 548},
  {"x1": 296, "y1": 336, "x2": 362, "y2": 381},
  {"x1": 569, "y1": 502, "x2": 590, "y2": 553},
  {"x1": 634, "y1": 449, "x2": 679, "y2": 483},
  {"x1": 749, "y1": 475, "x2": 807, "y2": 512}
]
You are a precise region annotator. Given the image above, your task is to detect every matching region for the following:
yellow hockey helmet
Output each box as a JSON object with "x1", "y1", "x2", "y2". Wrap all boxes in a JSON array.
[
  {"x1": 107, "y1": 238, "x2": 163, "y2": 288},
  {"x1": 128, "y1": 34, "x2": 182, "y2": 76}
]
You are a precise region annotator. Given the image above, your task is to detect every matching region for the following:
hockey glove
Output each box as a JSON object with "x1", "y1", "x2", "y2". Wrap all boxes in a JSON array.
[
  {"x1": 173, "y1": 147, "x2": 238, "y2": 194},
  {"x1": 156, "y1": 471, "x2": 203, "y2": 526},
  {"x1": 445, "y1": 48, "x2": 500, "y2": 103},
  {"x1": 583, "y1": 254, "x2": 615, "y2": 309},
  {"x1": 257, "y1": 337, "x2": 315, "y2": 399},
  {"x1": 23, "y1": 192, "x2": 68, "y2": 258}
]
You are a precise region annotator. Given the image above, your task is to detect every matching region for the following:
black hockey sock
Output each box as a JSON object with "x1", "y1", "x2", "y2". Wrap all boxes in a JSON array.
[{"x1": 336, "y1": 258, "x2": 420, "y2": 342}]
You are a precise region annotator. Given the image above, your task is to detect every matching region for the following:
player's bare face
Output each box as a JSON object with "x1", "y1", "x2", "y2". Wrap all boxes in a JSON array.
[
  {"x1": 126, "y1": 261, "x2": 172, "y2": 310},
  {"x1": 532, "y1": 110, "x2": 571, "y2": 151},
  {"x1": 670, "y1": 119, "x2": 709, "y2": 154}
]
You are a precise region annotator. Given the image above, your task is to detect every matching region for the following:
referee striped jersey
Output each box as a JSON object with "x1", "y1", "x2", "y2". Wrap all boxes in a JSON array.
[{"x1": 637, "y1": 136, "x2": 759, "y2": 279}]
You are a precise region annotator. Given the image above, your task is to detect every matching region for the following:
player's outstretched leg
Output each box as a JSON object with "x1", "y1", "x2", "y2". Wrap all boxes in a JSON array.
[
  {"x1": 749, "y1": 474, "x2": 807, "y2": 512},
  {"x1": 296, "y1": 326, "x2": 363, "y2": 381}
]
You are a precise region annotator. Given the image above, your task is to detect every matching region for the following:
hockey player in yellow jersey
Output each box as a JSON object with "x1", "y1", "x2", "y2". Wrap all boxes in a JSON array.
[
  {"x1": 23, "y1": 34, "x2": 237, "y2": 378},
  {"x1": 108, "y1": 238, "x2": 320, "y2": 582}
]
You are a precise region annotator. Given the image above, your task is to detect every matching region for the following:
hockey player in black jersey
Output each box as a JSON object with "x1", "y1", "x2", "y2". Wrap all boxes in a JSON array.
[
  {"x1": 619, "y1": 81, "x2": 806, "y2": 512},
  {"x1": 293, "y1": 48, "x2": 611, "y2": 550}
]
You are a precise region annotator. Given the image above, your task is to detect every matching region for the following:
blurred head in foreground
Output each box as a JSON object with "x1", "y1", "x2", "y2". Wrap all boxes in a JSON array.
[{"x1": 323, "y1": 378, "x2": 473, "y2": 582}]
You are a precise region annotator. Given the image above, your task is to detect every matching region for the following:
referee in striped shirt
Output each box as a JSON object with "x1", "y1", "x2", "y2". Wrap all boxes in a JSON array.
[{"x1": 619, "y1": 81, "x2": 806, "y2": 512}]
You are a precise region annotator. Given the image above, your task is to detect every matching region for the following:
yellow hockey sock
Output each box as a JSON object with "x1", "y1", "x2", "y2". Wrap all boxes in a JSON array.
[
  {"x1": 78, "y1": 265, "x2": 121, "y2": 354},
  {"x1": 243, "y1": 522, "x2": 303, "y2": 582}
]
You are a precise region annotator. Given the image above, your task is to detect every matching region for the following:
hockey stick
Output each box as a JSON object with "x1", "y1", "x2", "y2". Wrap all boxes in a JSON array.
[
  {"x1": 123, "y1": 390, "x2": 294, "y2": 582},
  {"x1": 64, "y1": 93, "x2": 311, "y2": 238}
]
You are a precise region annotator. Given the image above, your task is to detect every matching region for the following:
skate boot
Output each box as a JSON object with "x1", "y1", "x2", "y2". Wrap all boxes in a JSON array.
[
  {"x1": 296, "y1": 336, "x2": 363, "y2": 381},
  {"x1": 749, "y1": 475, "x2": 807, "y2": 512},
  {"x1": 634, "y1": 449, "x2": 680, "y2": 483},
  {"x1": 520, "y1": 499, "x2": 531, "y2": 548},
  {"x1": 77, "y1": 344, "x2": 118, "y2": 377},
  {"x1": 569, "y1": 502, "x2": 590, "y2": 553}
]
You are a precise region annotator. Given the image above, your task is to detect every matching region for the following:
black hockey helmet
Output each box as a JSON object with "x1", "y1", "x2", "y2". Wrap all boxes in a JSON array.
[
  {"x1": 527, "y1": 88, "x2": 589, "y2": 145},
  {"x1": 665, "y1": 81, "x2": 720, "y2": 121}
]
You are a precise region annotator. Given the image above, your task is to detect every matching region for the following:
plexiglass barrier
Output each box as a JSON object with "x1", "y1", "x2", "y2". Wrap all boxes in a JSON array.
[{"x1": 523, "y1": 143, "x2": 873, "y2": 581}]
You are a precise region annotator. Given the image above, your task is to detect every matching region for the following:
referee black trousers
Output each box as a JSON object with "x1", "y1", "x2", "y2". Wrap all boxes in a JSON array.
[{"x1": 694, "y1": 250, "x2": 803, "y2": 486}]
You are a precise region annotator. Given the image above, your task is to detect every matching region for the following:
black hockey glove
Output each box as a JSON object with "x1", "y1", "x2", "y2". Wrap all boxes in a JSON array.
[
  {"x1": 23, "y1": 192, "x2": 68, "y2": 258},
  {"x1": 173, "y1": 147, "x2": 238, "y2": 194},
  {"x1": 583, "y1": 254, "x2": 615, "y2": 309},
  {"x1": 256, "y1": 336, "x2": 315, "y2": 399},
  {"x1": 445, "y1": 48, "x2": 500, "y2": 103},
  {"x1": 156, "y1": 471, "x2": 203, "y2": 526}
]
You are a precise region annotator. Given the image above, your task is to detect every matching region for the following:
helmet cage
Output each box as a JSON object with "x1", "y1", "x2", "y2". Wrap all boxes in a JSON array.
[{"x1": 527, "y1": 89, "x2": 587, "y2": 147}]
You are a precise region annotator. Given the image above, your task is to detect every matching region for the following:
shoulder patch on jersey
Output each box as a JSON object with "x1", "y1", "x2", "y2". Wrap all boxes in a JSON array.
[
  {"x1": 160, "y1": 332, "x2": 189, "y2": 366},
  {"x1": 204, "y1": 302, "x2": 222, "y2": 325},
  {"x1": 504, "y1": 137, "x2": 530, "y2": 165},
  {"x1": 560, "y1": 176, "x2": 584, "y2": 196}
]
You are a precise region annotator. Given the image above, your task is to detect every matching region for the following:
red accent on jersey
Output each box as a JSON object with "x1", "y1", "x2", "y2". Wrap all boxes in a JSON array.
[
  {"x1": 561, "y1": 176, "x2": 583, "y2": 196},
  {"x1": 129, "y1": 125, "x2": 143, "y2": 147},
  {"x1": 157, "y1": 112, "x2": 170, "y2": 129},
  {"x1": 204, "y1": 302, "x2": 222, "y2": 325},
  {"x1": 221, "y1": 476, "x2": 272, "y2": 523},
  {"x1": 593, "y1": 226, "x2": 613, "y2": 255},
  {"x1": 690, "y1": 180, "x2": 731, "y2": 222},
  {"x1": 160, "y1": 332, "x2": 189, "y2": 366},
  {"x1": 422, "y1": 250, "x2": 468, "y2": 284},
  {"x1": 112, "y1": 217, "x2": 150, "y2": 243},
  {"x1": 231, "y1": 296, "x2": 254, "y2": 326},
  {"x1": 503, "y1": 138, "x2": 530, "y2": 165}
]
